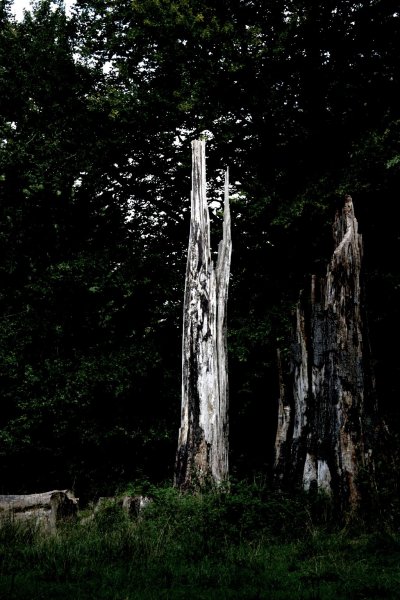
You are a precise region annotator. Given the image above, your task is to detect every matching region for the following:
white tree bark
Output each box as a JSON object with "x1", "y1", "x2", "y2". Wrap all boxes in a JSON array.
[{"x1": 175, "y1": 140, "x2": 231, "y2": 489}]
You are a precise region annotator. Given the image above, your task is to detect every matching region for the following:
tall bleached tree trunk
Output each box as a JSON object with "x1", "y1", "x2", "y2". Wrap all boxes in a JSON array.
[
  {"x1": 274, "y1": 196, "x2": 377, "y2": 509},
  {"x1": 174, "y1": 140, "x2": 231, "y2": 489}
]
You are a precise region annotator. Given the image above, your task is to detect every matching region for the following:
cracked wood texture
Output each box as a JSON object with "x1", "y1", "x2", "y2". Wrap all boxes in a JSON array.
[
  {"x1": 0, "y1": 490, "x2": 78, "y2": 531},
  {"x1": 274, "y1": 196, "x2": 377, "y2": 510},
  {"x1": 174, "y1": 140, "x2": 231, "y2": 489}
]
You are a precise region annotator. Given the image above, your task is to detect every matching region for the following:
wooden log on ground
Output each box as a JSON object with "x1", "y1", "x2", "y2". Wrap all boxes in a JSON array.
[
  {"x1": 0, "y1": 490, "x2": 78, "y2": 531},
  {"x1": 121, "y1": 495, "x2": 152, "y2": 518},
  {"x1": 79, "y1": 495, "x2": 152, "y2": 524}
]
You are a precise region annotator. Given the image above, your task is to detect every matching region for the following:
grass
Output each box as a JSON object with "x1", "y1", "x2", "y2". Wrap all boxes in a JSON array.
[{"x1": 1, "y1": 483, "x2": 400, "y2": 599}]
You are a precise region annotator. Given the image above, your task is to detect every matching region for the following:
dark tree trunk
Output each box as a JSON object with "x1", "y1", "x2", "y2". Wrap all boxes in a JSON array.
[
  {"x1": 174, "y1": 140, "x2": 231, "y2": 489},
  {"x1": 274, "y1": 196, "x2": 377, "y2": 509}
]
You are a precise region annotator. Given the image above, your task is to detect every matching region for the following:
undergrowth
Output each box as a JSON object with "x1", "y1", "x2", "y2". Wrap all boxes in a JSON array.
[{"x1": 1, "y1": 481, "x2": 399, "y2": 599}]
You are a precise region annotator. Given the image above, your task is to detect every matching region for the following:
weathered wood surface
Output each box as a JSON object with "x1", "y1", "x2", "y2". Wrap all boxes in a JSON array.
[
  {"x1": 175, "y1": 140, "x2": 232, "y2": 489},
  {"x1": 0, "y1": 490, "x2": 78, "y2": 530},
  {"x1": 274, "y1": 196, "x2": 377, "y2": 509},
  {"x1": 94, "y1": 495, "x2": 152, "y2": 517},
  {"x1": 79, "y1": 495, "x2": 152, "y2": 525}
]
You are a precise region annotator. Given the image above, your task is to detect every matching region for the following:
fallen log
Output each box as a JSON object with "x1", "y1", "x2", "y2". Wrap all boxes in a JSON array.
[
  {"x1": 80, "y1": 495, "x2": 152, "y2": 525},
  {"x1": 0, "y1": 490, "x2": 78, "y2": 531}
]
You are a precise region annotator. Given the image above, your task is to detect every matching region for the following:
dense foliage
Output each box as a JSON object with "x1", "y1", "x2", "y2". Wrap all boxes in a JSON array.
[{"x1": 1, "y1": 0, "x2": 400, "y2": 496}]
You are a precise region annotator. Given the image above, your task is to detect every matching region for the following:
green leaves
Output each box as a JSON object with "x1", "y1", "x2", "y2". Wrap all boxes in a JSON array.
[{"x1": 1, "y1": 0, "x2": 400, "y2": 496}]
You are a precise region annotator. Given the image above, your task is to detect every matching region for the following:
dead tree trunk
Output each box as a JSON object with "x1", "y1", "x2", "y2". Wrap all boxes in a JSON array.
[
  {"x1": 274, "y1": 196, "x2": 377, "y2": 509},
  {"x1": 174, "y1": 140, "x2": 231, "y2": 489}
]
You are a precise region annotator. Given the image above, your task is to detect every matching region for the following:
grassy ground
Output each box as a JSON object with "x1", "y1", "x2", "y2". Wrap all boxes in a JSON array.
[{"x1": 1, "y1": 484, "x2": 400, "y2": 599}]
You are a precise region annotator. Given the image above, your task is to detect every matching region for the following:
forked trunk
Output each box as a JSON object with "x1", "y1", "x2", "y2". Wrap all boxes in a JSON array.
[{"x1": 175, "y1": 140, "x2": 231, "y2": 489}]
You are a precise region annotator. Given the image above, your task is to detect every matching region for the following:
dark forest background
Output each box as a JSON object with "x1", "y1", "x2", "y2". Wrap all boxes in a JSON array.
[{"x1": 1, "y1": 0, "x2": 399, "y2": 500}]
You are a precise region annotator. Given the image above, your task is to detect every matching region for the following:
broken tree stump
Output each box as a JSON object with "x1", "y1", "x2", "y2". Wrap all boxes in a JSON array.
[
  {"x1": 274, "y1": 195, "x2": 377, "y2": 510},
  {"x1": 174, "y1": 140, "x2": 232, "y2": 489}
]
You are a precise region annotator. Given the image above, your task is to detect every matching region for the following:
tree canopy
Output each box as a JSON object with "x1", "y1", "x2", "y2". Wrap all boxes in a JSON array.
[{"x1": 1, "y1": 0, "x2": 399, "y2": 497}]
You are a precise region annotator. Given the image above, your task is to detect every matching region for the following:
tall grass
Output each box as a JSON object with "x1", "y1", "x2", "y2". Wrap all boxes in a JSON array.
[{"x1": 1, "y1": 481, "x2": 400, "y2": 599}]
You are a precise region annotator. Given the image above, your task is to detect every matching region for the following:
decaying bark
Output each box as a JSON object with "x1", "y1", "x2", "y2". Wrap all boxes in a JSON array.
[
  {"x1": 274, "y1": 196, "x2": 377, "y2": 509},
  {"x1": 174, "y1": 140, "x2": 232, "y2": 489},
  {"x1": 0, "y1": 490, "x2": 78, "y2": 531}
]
